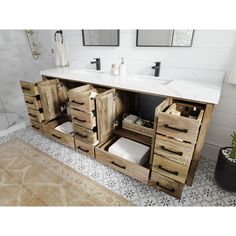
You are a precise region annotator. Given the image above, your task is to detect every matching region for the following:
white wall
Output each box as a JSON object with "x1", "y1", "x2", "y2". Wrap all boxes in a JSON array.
[
  {"x1": 56, "y1": 30, "x2": 236, "y2": 159},
  {"x1": 0, "y1": 30, "x2": 55, "y2": 131}
]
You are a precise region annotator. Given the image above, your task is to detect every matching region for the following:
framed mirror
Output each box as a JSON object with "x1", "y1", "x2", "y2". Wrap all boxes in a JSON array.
[
  {"x1": 82, "y1": 30, "x2": 120, "y2": 46},
  {"x1": 136, "y1": 30, "x2": 194, "y2": 47}
]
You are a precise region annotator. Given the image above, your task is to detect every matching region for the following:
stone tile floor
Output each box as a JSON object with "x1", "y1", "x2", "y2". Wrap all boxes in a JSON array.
[{"x1": 0, "y1": 127, "x2": 236, "y2": 206}]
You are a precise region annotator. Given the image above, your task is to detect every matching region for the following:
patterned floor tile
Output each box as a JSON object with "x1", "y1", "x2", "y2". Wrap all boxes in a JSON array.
[{"x1": 1, "y1": 127, "x2": 236, "y2": 206}]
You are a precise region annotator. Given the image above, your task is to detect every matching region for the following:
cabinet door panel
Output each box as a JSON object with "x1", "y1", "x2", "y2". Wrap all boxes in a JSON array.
[
  {"x1": 96, "y1": 89, "x2": 116, "y2": 142},
  {"x1": 38, "y1": 79, "x2": 62, "y2": 121}
]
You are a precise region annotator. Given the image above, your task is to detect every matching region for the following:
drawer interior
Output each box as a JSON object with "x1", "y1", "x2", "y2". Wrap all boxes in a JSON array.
[
  {"x1": 156, "y1": 100, "x2": 206, "y2": 144},
  {"x1": 69, "y1": 85, "x2": 109, "y2": 103},
  {"x1": 44, "y1": 116, "x2": 75, "y2": 149},
  {"x1": 166, "y1": 102, "x2": 204, "y2": 122},
  {"x1": 95, "y1": 135, "x2": 151, "y2": 183},
  {"x1": 97, "y1": 135, "x2": 151, "y2": 169},
  {"x1": 45, "y1": 117, "x2": 74, "y2": 137}
]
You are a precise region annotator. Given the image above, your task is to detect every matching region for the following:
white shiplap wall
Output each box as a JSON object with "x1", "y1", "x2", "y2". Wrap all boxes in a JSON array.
[{"x1": 54, "y1": 30, "x2": 236, "y2": 159}]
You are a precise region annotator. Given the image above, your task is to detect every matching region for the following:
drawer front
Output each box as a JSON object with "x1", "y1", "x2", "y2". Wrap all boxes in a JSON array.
[
  {"x1": 157, "y1": 112, "x2": 201, "y2": 143},
  {"x1": 75, "y1": 139, "x2": 94, "y2": 157},
  {"x1": 24, "y1": 95, "x2": 42, "y2": 110},
  {"x1": 95, "y1": 146, "x2": 149, "y2": 183},
  {"x1": 149, "y1": 171, "x2": 184, "y2": 199},
  {"x1": 69, "y1": 85, "x2": 95, "y2": 112},
  {"x1": 27, "y1": 108, "x2": 44, "y2": 123},
  {"x1": 46, "y1": 128, "x2": 75, "y2": 149},
  {"x1": 154, "y1": 134, "x2": 194, "y2": 166},
  {"x1": 69, "y1": 90, "x2": 95, "y2": 113},
  {"x1": 152, "y1": 154, "x2": 189, "y2": 184},
  {"x1": 30, "y1": 120, "x2": 44, "y2": 133},
  {"x1": 20, "y1": 81, "x2": 39, "y2": 96},
  {"x1": 71, "y1": 108, "x2": 96, "y2": 129},
  {"x1": 74, "y1": 125, "x2": 97, "y2": 144}
]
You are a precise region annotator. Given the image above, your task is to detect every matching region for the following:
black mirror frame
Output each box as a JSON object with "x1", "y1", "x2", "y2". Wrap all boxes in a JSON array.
[
  {"x1": 136, "y1": 30, "x2": 194, "y2": 47},
  {"x1": 82, "y1": 30, "x2": 120, "y2": 47}
]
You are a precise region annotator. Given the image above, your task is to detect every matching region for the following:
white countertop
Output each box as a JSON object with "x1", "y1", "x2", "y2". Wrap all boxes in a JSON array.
[{"x1": 40, "y1": 67, "x2": 225, "y2": 104}]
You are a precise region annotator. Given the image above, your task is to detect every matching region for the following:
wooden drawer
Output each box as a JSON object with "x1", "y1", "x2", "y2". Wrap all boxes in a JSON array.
[
  {"x1": 149, "y1": 171, "x2": 184, "y2": 199},
  {"x1": 74, "y1": 125, "x2": 98, "y2": 144},
  {"x1": 95, "y1": 135, "x2": 150, "y2": 183},
  {"x1": 71, "y1": 108, "x2": 96, "y2": 129},
  {"x1": 20, "y1": 80, "x2": 39, "y2": 96},
  {"x1": 154, "y1": 134, "x2": 194, "y2": 166},
  {"x1": 152, "y1": 154, "x2": 189, "y2": 184},
  {"x1": 24, "y1": 95, "x2": 42, "y2": 110},
  {"x1": 75, "y1": 139, "x2": 95, "y2": 157},
  {"x1": 27, "y1": 107, "x2": 44, "y2": 123},
  {"x1": 69, "y1": 85, "x2": 96, "y2": 113},
  {"x1": 44, "y1": 117, "x2": 75, "y2": 149},
  {"x1": 30, "y1": 120, "x2": 44, "y2": 133},
  {"x1": 156, "y1": 101, "x2": 204, "y2": 143}
]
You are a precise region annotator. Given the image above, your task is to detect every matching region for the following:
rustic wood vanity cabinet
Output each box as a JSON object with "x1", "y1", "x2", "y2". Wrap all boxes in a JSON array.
[{"x1": 20, "y1": 74, "x2": 214, "y2": 199}]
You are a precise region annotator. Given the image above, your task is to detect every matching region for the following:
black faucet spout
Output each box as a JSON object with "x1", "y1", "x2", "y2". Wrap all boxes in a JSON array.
[
  {"x1": 151, "y1": 61, "x2": 161, "y2": 77},
  {"x1": 90, "y1": 58, "x2": 101, "y2": 70}
]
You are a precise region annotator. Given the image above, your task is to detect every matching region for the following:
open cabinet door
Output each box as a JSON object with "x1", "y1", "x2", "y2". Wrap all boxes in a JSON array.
[
  {"x1": 38, "y1": 79, "x2": 62, "y2": 121},
  {"x1": 96, "y1": 89, "x2": 116, "y2": 142}
]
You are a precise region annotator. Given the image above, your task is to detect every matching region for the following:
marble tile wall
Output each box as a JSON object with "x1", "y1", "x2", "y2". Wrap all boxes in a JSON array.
[{"x1": 0, "y1": 30, "x2": 55, "y2": 131}]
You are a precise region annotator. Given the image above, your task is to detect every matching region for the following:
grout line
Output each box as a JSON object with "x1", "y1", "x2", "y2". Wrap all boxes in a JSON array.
[{"x1": 0, "y1": 97, "x2": 10, "y2": 126}]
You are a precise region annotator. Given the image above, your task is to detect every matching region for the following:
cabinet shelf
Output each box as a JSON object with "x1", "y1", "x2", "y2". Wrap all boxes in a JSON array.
[{"x1": 114, "y1": 127, "x2": 152, "y2": 146}]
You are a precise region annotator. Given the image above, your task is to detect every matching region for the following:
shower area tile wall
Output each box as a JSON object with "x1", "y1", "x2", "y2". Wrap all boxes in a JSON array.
[{"x1": 0, "y1": 30, "x2": 55, "y2": 132}]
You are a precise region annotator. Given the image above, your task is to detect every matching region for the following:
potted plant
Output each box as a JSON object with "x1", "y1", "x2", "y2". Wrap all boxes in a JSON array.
[{"x1": 215, "y1": 132, "x2": 236, "y2": 192}]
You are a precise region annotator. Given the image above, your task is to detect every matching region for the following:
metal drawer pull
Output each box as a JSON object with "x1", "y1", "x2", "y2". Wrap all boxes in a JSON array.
[
  {"x1": 72, "y1": 100, "x2": 85, "y2": 105},
  {"x1": 164, "y1": 124, "x2": 188, "y2": 133},
  {"x1": 28, "y1": 113, "x2": 37, "y2": 117},
  {"x1": 158, "y1": 165, "x2": 179, "y2": 176},
  {"x1": 156, "y1": 182, "x2": 175, "y2": 193},
  {"x1": 77, "y1": 146, "x2": 89, "y2": 153},
  {"x1": 74, "y1": 117, "x2": 86, "y2": 123},
  {"x1": 22, "y1": 87, "x2": 30, "y2": 90},
  {"x1": 76, "y1": 132, "x2": 88, "y2": 138},
  {"x1": 160, "y1": 146, "x2": 183, "y2": 156},
  {"x1": 26, "y1": 101, "x2": 34, "y2": 104},
  {"x1": 32, "y1": 125, "x2": 39, "y2": 130},
  {"x1": 111, "y1": 161, "x2": 126, "y2": 169},
  {"x1": 52, "y1": 134, "x2": 61, "y2": 139}
]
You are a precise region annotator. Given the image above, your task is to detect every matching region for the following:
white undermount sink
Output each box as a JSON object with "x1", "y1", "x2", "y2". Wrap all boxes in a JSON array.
[
  {"x1": 130, "y1": 75, "x2": 173, "y2": 84},
  {"x1": 71, "y1": 69, "x2": 105, "y2": 74}
]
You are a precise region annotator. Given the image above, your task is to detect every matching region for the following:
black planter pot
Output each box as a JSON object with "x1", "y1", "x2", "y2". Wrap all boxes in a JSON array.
[{"x1": 215, "y1": 147, "x2": 236, "y2": 192}]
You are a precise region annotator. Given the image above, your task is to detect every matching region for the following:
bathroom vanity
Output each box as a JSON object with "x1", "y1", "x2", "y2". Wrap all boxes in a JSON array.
[{"x1": 20, "y1": 68, "x2": 224, "y2": 199}]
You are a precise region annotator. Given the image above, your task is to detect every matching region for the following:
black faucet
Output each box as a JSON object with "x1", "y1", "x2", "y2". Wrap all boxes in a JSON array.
[
  {"x1": 151, "y1": 62, "x2": 161, "y2": 77},
  {"x1": 90, "y1": 58, "x2": 101, "y2": 70}
]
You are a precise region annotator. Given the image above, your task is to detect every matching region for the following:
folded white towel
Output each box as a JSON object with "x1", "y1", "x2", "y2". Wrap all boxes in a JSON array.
[
  {"x1": 108, "y1": 137, "x2": 150, "y2": 164},
  {"x1": 123, "y1": 114, "x2": 138, "y2": 124},
  {"x1": 55, "y1": 121, "x2": 73, "y2": 134}
]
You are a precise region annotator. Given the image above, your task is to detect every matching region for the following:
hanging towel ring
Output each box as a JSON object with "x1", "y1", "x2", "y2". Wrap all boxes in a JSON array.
[{"x1": 54, "y1": 30, "x2": 63, "y2": 43}]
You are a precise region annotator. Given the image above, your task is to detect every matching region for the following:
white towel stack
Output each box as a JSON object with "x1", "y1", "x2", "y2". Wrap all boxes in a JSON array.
[
  {"x1": 123, "y1": 114, "x2": 138, "y2": 124},
  {"x1": 108, "y1": 137, "x2": 150, "y2": 164},
  {"x1": 55, "y1": 121, "x2": 73, "y2": 135}
]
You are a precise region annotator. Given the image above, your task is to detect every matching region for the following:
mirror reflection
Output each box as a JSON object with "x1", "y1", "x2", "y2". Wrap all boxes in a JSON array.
[
  {"x1": 82, "y1": 30, "x2": 119, "y2": 46},
  {"x1": 136, "y1": 30, "x2": 194, "y2": 47}
]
